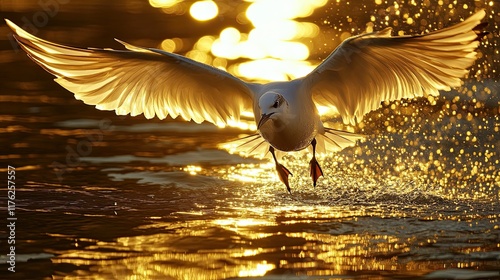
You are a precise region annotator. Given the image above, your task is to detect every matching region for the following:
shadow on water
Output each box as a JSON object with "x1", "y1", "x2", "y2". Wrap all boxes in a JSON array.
[{"x1": 0, "y1": 0, "x2": 499, "y2": 279}]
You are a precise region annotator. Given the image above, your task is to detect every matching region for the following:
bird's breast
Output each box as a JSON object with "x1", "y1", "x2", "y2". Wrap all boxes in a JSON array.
[{"x1": 258, "y1": 115, "x2": 318, "y2": 152}]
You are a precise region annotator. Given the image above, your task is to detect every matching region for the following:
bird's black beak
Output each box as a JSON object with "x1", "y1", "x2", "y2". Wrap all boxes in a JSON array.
[{"x1": 257, "y1": 113, "x2": 274, "y2": 129}]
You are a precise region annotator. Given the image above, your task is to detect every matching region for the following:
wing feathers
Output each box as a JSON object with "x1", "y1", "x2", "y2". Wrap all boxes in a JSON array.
[
  {"x1": 305, "y1": 10, "x2": 487, "y2": 125},
  {"x1": 6, "y1": 19, "x2": 256, "y2": 126}
]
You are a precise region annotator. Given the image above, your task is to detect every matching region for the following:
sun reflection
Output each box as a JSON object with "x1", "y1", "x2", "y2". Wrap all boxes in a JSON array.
[
  {"x1": 213, "y1": 217, "x2": 275, "y2": 229},
  {"x1": 223, "y1": 162, "x2": 276, "y2": 183},
  {"x1": 238, "y1": 261, "x2": 275, "y2": 277},
  {"x1": 45, "y1": 204, "x2": 500, "y2": 279},
  {"x1": 183, "y1": 165, "x2": 202, "y2": 175}
]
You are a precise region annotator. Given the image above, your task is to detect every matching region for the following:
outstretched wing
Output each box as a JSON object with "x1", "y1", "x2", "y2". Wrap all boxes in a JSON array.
[
  {"x1": 6, "y1": 19, "x2": 256, "y2": 127},
  {"x1": 302, "y1": 10, "x2": 487, "y2": 125}
]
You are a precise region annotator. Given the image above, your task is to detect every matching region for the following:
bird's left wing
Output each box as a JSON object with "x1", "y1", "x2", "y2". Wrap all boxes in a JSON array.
[
  {"x1": 301, "y1": 10, "x2": 487, "y2": 125},
  {"x1": 6, "y1": 19, "x2": 256, "y2": 127}
]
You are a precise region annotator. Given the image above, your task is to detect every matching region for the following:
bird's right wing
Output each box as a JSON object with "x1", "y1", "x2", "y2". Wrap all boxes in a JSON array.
[
  {"x1": 302, "y1": 10, "x2": 487, "y2": 125},
  {"x1": 6, "y1": 19, "x2": 257, "y2": 127}
]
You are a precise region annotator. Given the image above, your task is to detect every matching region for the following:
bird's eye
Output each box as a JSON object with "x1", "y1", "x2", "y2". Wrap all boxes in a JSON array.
[{"x1": 272, "y1": 100, "x2": 279, "y2": 108}]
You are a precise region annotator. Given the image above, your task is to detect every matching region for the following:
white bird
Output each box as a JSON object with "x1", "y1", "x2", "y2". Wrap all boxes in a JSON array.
[{"x1": 5, "y1": 10, "x2": 488, "y2": 193}]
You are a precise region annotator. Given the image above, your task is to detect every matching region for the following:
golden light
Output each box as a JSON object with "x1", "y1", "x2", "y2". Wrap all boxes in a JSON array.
[
  {"x1": 267, "y1": 41, "x2": 309, "y2": 60},
  {"x1": 211, "y1": 0, "x2": 327, "y2": 81},
  {"x1": 248, "y1": 19, "x2": 299, "y2": 41},
  {"x1": 160, "y1": 38, "x2": 183, "y2": 52},
  {"x1": 148, "y1": 0, "x2": 181, "y2": 8},
  {"x1": 235, "y1": 59, "x2": 315, "y2": 81},
  {"x1": 183, "y1": 165, "x2": 202, "y2": 175},
  {"x1": 194, "y1": 35, "x2": 215, "y2": 52},
  {"x1": 241, "y1": 249, "x2": 260, "y2": 257},
  {"x1": 186, "y1": 49, "x2": 212, "y2": 64},
  {"x1": 214, "y1": 218, "x2": 272, "y2": 228},
  {"x1": 190, "y1": 1, "x2": 218, "y2": 21},
  {"x1": 226, "y1": 119, "x2": 256, "y2": 131},
  {"x1": 220, "y1": 27, "x2": 241, "y2": 44},
  {"x1": 317, "y1": 105, "x2": 335, "y2": 115},
  {"x1": 245, "y1": 0, "x2": 328, "y2": 23},
  {"x1": 238, "y1": 261, "x2": 275, "y2": 277},
  {"x1": 151, "y1": 0, "x2": 328, "y2": 82},
  {"x1": 224, "y1": 163, "x2": 275, "y2": 183},
  {"x1": 160, "y1": 39, "x2": 175, "y2": 52}
]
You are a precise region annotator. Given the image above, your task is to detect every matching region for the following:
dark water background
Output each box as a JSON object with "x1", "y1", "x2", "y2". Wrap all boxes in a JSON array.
[{"x1": 0, "y1": 0, "x2": 499, "y2": 279}]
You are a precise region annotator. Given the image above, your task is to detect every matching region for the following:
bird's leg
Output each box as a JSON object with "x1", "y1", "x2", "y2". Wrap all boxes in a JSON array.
[
  {"x1": 269, "y1": 146, "x2": 293, "y2": 193},
  {"x1": 309, "y1": 138, "x2": 324, "y2": 187}
]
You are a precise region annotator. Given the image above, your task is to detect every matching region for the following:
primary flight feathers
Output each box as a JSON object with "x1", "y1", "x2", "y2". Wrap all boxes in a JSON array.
[
  {"x1": 305, "y1": 9, "x2": 487, "y2": 124},
  {"x1": 6, "y1": 19, "x2": 255, "y2": 126}
]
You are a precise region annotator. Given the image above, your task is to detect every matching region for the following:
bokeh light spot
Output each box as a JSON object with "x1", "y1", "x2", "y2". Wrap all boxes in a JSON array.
[{"x1": 190, "y1": 1, "x2": 218, "y2": 21}]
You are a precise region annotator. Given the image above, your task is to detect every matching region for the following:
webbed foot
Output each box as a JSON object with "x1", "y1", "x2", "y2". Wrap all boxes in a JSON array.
[
  {"x1": 309, "y1": 156, "x2": 323, "y2": 187},
  {"x1": 275, "y1": 163, "x2": 293, "y2": 193}
]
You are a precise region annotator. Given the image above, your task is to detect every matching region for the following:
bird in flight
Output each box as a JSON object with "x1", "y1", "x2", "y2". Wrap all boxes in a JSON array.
[{"x1": 6, "y1": 10, "x2": 487, "y2": 193}]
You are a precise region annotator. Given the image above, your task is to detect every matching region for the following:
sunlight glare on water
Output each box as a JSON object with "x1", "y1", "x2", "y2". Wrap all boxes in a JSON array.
[{"x1": 43, "y1": 197, "x2": 499, "y2": 279}]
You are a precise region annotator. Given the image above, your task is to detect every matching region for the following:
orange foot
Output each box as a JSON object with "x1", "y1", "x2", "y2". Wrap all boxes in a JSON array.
[
  {"x1": 275, "y1": 163, "x2": 293, "y2": 193},
  {"x1": 309, "y1": 157, "x2": 323, "y2": 187}
]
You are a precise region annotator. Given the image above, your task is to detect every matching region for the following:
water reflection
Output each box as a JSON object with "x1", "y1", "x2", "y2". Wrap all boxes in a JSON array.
[
  {"x1": 45, "y1": 202, "x2": 499, "y2": 279},
  {"x1": 0, "y1": 0, "x2": 499, "y2": 279}
]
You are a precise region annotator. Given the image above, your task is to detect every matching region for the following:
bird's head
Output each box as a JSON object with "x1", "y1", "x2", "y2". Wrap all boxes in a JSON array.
[{"x1": 257, "y1": 92, "x2": 289, "y2": 129}]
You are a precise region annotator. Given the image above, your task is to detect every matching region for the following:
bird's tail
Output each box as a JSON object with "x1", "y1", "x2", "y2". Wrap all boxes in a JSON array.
[
  {"x1": 314, "y1": 127, "x2": 364, "y2": 155},
  {"x1": 221, "y1": 128, "x2": 363, "y2": 159},
  {"x1": 219, "y1": 133, "x2": 273, "y2": 159}
]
